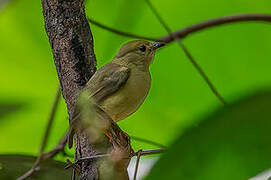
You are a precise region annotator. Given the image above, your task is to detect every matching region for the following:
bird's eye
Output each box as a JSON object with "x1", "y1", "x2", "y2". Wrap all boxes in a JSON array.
[{"x1": 139, "y1": 45, "x2": 146, "y2": 52}]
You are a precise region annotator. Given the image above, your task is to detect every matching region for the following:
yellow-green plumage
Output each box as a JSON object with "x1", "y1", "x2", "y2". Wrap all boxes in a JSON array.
[{"x1": 68, "y1": 40, "x2": 164, "y2": 148}]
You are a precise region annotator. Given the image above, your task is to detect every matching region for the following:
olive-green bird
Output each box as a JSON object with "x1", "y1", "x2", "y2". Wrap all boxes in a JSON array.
[{"x1": 68, "y1": 40, "x2": 165, "y2": 148}]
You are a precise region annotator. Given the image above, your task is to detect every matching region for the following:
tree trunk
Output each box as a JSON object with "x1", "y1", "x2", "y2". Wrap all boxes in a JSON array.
[{"x1": 41, "y1": 0, "x2": 131, "y2": 179}]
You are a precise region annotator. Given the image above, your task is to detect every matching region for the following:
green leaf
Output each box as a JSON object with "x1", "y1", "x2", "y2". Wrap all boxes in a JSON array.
[
  {"x1": 0, "y1": 154, "x2": 72, "y2": 179},
  {"x1": 146, "y1": 90, "x2": 271, "y2": 180}
]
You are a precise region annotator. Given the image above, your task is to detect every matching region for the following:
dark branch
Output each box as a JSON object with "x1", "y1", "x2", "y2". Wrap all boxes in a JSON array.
[
  {"x1": 41, "y1": 0, "x2": 99, "y2": 178},
  {"x1": 41, "y1": 1, "x2": 132, "y2": 179},
  {"x1": 145, "y1": 0, "x2": 227, "y2": 105},
  {"x1": 132, "y1": 148, "x2": 166, "y2": 156},
  {"x1": 17, "y1": 87, "x2": 62, "y2": 180},
  {"x1": 162, "y1": 13, "x2": 271, "y2": 42},
  {"x1": 133, "y1": 150, "x2": 142, "y2": 180},
  {"x1": 130, "y1": 136, "x2": 167, "y2": 148},
  {"x1": 87, "y1": 13, "x2": 271, "y2": 105},
  {"x1": 17, "y1": 132, "x2": 68, "y2": 180},
  {"x1": 42, "y1": 132, "x2": 69, "y2": 159},
  {"x1": 65, "y1": 154, "x2": 110, "y2": 169},
  {"x1": 88, "y1": 14, "x2": 271, "y2": 43},
  {"x1": 39, "y1": 87, "x2": 61, "y2": 155},
  {"x1": 65, "y1": 148, "x2": 166, "y2": 170},
  {"x1": 88, "y1": 17, "x2": 160, "y2": 42}
]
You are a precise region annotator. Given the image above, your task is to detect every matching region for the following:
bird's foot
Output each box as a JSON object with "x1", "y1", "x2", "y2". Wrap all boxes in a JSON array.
[
  {"x1": 104, "y1": 130, "x2": 134, "y2": 154},
  {"x1": 104, "y1": 130, "x2": 113, "y2": 143}
]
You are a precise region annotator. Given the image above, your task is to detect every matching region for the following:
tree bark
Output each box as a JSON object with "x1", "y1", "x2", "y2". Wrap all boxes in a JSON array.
[{"x1": 41, "y1": 0, "x2": 131, "y2": 179}]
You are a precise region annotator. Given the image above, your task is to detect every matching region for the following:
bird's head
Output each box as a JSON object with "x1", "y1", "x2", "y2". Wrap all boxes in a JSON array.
[{"x1": 113, "y1": 40, "x2": 165, "y2": 69}]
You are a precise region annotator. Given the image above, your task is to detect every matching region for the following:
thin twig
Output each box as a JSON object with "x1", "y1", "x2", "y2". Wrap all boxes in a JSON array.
[
  {"x1": 133, "y1": 149, "x2": 142, "y2": 180},
  {"x1": 87, "y1": 17, "x2": 160, "y2": 42},
  {"x1": 177, "y1": 38, "x2": 227, "y2": 104},
  {"x1": 145, "y1": 0, "x2": 227, "y2": 105},
  {"x1": 130, "y1": 135, "x2": 167, "y2": 148},
  {"x1": 42, "y1": 132, "x2": 69, "y2": 159},
  {"x1": 66, "y1": 159, "x2": 81, "y2": 174},
  {"x1": 161, "y1": 13, "x2": 271, "y2": 42},
  {"x1": 17, "y1": 87, "x2": 63, "y2": 180},
  {"x1": 87, "y1": 13, "x2": 271, "y2": 105},
  {"x1": 65, "y1": 154, "x2": 110, "y2": 169},
  {"x1": 17, "y1": 132, "x2": 68, "y2": 180},
  {"x1": 132, "y1": 148, "x2": 166, "y2": 156},
  {"x1": 88, "y1": 14, "x2": 271, "y2": 43},
  {"x1": 39, "y1": 86, "x2": 61, "y2": 155},
  {"x1": 65, "y1": 148, "x2": 166, "y2": 169}
]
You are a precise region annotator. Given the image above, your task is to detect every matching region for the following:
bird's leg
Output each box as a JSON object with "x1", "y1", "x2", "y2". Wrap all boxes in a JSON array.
[
  {"x1": 119, "y1": 131, "x2": 134, "y2": 154},
  {"x1": 105, "y1": 129, "x2": 134, "y2": 154},
  {"x1": 104, "y1": 130, "x2": 113, "y2": 143}
]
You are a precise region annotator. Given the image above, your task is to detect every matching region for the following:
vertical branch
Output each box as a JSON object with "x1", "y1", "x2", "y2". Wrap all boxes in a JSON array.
[
  {"x1": 42, "y1": 0, "x2": 96, "y2": 111},
  {"x1": 133, "y1": 150, "x2": 142, "y2": 180},
  {"x1": 41, "y1": 0, "x2": 98, "y2": 178},
  {"x1": 17, "y1": 87, "x2": 62, "y2": 180},
  {"x1": 41, "y1": 0, "x2": 131, "y2": 179}
]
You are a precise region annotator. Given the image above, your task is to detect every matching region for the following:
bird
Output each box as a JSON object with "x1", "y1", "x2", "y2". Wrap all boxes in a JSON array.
[{"x1": 68, "y1": 40, "x2": 165, "y2": 148}]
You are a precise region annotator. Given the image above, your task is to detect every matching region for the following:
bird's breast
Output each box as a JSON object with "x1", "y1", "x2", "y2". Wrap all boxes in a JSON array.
[{"x1": 100, "y1": 69, "x2": 151, "y2": 122}]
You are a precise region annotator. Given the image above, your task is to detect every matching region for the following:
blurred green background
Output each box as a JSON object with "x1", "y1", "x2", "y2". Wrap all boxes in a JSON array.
[{"x1": 0, "y1": 0, "x2": 271, "y2": 165}]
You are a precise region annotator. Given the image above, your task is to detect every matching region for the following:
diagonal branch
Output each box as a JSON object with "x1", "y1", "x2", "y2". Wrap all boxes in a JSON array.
[
  {"x1": 145, "y1": 0, "x2": 227, "y2": 105},
  {"x1": 88, "y1": 18, "x2": 160, "y2": 42},
  {"x1": 133, "y1": 149, "x2": 142, "y2": 180},
  {"x1": 161, "y1": 13, "x2": 271, "y2": 42},
  {"x1": 65, "y1": 148, "x2": 166, "y2": 169},
  {"x1": 87, "y1": 13, "x2": 271, "y2": 105},
  {"x1": 88, "y1": 14, "x2": 271, "y2": 43},
  {"x1": 130, "y1": 136, "x2": 167, "y2": 148},
  {"x1": 17, "y1": 87, "x2": 62, "y2": 180},
  {"x1": 17, "y1": 132, "x2": 68, "y2": 180},
  {"x1": 38, "y1": 86, "x2": 61, "y2": 155},
  {"x1": 42, "y1": 132, "x2": 69, "y2": 159}
]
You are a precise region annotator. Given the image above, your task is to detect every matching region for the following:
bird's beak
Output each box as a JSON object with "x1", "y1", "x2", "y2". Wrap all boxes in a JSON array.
[{"x1": 152, "y1": 42, "x2": 165, "y2": 50}]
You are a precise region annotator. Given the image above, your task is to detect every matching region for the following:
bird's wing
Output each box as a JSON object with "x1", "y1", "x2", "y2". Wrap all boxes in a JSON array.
[
  {"x1": 68, "y1": 63, "x2": 130, "y2": 148},
  {"x1": 85, "y1": 62, "x2": 130, "y2": 103}
]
